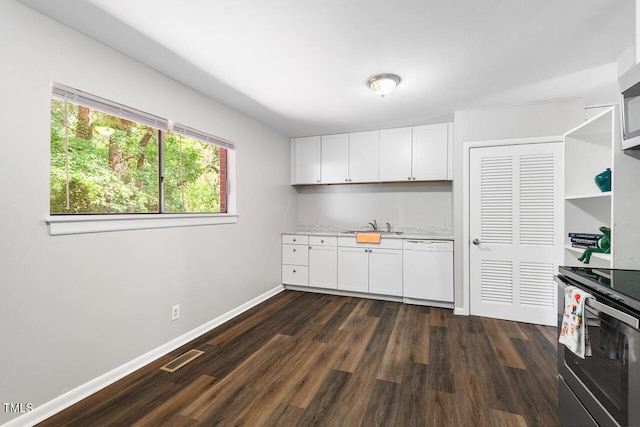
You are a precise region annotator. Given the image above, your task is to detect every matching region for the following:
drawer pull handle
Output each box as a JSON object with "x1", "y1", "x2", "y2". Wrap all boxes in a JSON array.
[
  {"x1": 293, "y1": 249, "x2": 296, "y2": 252},
  {"x1": 321, "y1": 240, "x2": 324, "y2": 243},
  {"x1": 293, "y1": 270, "x2": 296, "y2": 273}
]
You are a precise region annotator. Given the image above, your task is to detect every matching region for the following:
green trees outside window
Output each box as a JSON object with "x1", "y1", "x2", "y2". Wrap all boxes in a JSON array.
[{"x1": 50, "y1": 99, "x2": 225, "y2": 214}]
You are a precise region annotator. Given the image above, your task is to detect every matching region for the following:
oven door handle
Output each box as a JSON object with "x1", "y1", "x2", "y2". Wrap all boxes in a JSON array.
[{"x1": 586, "y1": 298, "x2": 640, "y2": 330}]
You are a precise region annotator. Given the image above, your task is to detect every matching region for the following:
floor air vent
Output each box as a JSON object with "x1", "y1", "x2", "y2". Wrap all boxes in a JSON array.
[{"x1": 160, "y1": 349, "x2": 204, "y2": 373}]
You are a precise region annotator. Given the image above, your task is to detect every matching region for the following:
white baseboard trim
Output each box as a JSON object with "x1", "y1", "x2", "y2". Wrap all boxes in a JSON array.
[
  {"x1": 2, "y1": 284, "x2": 285, "y2": 427},
  {"x1": 285, "y1": 285, "x2": 403, "y2": 302},
  {"x1": 454, "y1": 307, "x2": 470, "y2": 316}
]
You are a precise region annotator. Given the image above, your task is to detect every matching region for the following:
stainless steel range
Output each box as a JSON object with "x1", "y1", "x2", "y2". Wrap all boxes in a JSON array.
[{"x1": 556, "y1": 267, "x2": 640, "y2": 427}]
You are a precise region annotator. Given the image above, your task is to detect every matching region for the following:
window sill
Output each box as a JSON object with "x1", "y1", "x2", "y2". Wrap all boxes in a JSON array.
[{"x1": 46, "y1": 213, "x2": 238, "y2": 236}]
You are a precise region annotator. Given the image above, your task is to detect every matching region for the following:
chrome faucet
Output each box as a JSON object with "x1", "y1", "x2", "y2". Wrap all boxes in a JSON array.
[
  {"x1": 386, "y1": 222, "x2": 391, "y2": 232},
  {"x1": 368, "y1": 219, "x2": 378, "y2": 231}
]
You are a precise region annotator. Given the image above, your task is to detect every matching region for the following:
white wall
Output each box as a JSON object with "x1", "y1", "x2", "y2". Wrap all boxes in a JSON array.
[
  {"x1": 296, "y1": 183, "x2": 452, "y2": 231},
  {"x1": 0, "y1": 2, "x2": 296, "y2": 425}
]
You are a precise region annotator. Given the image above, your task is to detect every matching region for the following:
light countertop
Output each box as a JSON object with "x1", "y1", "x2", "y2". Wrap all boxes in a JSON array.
[{"x1": 282, "y1": 226, "x2": 453, "y2": 240}]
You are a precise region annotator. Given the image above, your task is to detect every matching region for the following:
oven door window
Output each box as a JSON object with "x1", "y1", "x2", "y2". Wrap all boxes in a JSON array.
[{"x1": 564, "y1": 306, "x2": 629, "y2": 425}]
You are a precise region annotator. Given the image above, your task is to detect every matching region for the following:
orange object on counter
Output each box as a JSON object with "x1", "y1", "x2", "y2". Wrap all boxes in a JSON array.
[{"x1": 356, "y1": 232, "x2": 381, "y2": 244}]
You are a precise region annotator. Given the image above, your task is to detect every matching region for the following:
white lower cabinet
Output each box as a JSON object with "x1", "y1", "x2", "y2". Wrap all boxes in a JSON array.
[
  {"x1": 283, "y1": 234, "x2": 452, "y2": 304},
  {"x1": 337, "y1": 237, "x2": 403, "y2": 296},
  {"x1": 369, "y1": 248, "x2": 403, "y2": 296},
  {"x1": 337, "y1": 247, "x2": 370, "y2": 292},
  {"x1": 282, "y1": 234, "x2": 309, "y2": 286},
  {"x1": 282, "y1": 265, "x2": 309, "y2": 286},
  {"x1": 309, "y1": 236, "x2": 338, "y2": 289}
]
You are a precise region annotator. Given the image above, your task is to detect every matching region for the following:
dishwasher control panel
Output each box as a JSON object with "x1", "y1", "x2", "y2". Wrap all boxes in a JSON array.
[{"x1": 403, "y1": 240, "x2": 453, "y2": 251}]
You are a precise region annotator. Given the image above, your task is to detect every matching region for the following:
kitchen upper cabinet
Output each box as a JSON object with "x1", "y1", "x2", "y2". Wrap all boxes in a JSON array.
[
  {"x1": 292, "y1": 123, "x2": 451, "y2": 185},
  {"x1": 321, "y1": 131, "x2": 379, "y2": 184},
  {"x1": 348, "y1": 130, "x2": 380, "y2": 183},
  {"x1": 379, "y1": 123, "x2": 451, "y2": 182},
  {"x1": 309, "y1": 236, "x2": 338, "y2": 289},
  {"x1": 412, "y1": 123, "x2": 449, "y2": 180},
  {"x1": 379, "y1": 127, "x2": 412, "y2": 182},
  {"x1": 293, "y1": 136, "x2": 321, "y2": 184},
  {"x1": 321, "y1": 134, "x2": 349, "y2": 184}
]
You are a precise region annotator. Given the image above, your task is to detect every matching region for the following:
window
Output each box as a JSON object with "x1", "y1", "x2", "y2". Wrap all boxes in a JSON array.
[{"x1": 50, "y1": 83, "x2": 233, "y2": 215}]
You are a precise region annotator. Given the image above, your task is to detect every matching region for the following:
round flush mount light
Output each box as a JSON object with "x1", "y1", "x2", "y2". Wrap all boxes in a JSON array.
[{"x1": 367, "y1": 73, "x2": 401, "y2": 97}]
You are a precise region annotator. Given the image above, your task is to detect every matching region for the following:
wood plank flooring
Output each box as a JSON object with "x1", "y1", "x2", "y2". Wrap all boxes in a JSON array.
[{"x1": 39, "y1": 291, "x2": 560, "y2": 426}]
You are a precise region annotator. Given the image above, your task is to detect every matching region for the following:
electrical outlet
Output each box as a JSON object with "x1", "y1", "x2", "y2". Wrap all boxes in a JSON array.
[{"x1": 171, "y1": 304, "x2": 180, "y2": 321}]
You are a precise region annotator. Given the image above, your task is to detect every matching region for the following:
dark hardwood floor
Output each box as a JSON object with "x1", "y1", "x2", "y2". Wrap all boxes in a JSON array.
[{"x1": 39, "y1": 291, "x2": 560, "y2": 426}]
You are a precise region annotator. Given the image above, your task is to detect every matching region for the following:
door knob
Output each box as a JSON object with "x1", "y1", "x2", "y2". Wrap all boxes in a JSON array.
[{"x1": 472, "y1": 239, "x2": 481, "y2": 245}]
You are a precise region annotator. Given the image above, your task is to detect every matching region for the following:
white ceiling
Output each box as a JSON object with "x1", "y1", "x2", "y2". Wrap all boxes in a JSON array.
[{"x1": 18, "y1": 0, "x2": 635, "y2": 137}]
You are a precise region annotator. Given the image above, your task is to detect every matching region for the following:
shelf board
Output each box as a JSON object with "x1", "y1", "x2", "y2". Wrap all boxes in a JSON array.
[
  {"x1": 564, "y1": 106, "x2": 614, "y2": 139},
  {"x1": 564, "y1": 245, "x2": 612, "y2": 261},
  {"x1": 565, "y1": 191, "x2": 611, "y2": 201}
]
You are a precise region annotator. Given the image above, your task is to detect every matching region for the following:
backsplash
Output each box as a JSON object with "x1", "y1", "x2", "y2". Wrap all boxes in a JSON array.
[{"x1": 295, "y1": 182, "x2": 452, "y2": 231}]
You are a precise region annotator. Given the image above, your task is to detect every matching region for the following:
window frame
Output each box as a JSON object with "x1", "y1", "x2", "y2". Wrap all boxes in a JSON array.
[{"x1": 47, "y1": 83, "x2": 237, "y2": 235}]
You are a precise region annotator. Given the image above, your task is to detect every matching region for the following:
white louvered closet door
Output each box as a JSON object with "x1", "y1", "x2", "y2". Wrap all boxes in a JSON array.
[{"x1": 469, "y1": 142, "x2": 562, "y2": 326}]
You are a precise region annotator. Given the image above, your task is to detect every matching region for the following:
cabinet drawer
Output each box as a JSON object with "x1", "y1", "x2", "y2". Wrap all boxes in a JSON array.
[
  {"x1": 282, "y1": 234, "x2": 308, "y2": 245},
  {"x1": 309, "y1": 236, "x2": 337, "y2": 246},
  {"x1": 282, "y1": 244, "x2": 308, "y2": 265},
  {"x1": 282, "y1": 265, "x2": 308, "y2": 286},
  {"x1": 337, "y1": 236, "x2": 403, "y2": 250}
]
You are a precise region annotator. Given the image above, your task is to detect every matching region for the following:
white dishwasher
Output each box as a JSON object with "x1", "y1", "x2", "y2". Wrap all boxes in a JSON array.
[{"x1": 403, "y1": 240, "x2": 453, "y2": 305}]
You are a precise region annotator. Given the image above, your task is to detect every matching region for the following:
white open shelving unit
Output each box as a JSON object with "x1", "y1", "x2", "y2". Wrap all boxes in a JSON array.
[
  {"x1": 563, "y1": 107, "x2": 615, "y2": 268},
  {"x1": 562, "y1": 104, "x2": 640, "y2": 270}
]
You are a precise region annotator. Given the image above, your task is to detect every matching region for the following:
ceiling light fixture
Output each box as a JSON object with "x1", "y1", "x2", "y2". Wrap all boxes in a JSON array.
[{"x1": 367, "y1": 73, "x2": 401, "y2": 97}]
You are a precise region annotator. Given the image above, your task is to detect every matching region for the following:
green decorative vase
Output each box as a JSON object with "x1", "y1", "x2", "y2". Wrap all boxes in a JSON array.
[{"x1": 594, "y1": 168, "x2": 611, "y2": 192}]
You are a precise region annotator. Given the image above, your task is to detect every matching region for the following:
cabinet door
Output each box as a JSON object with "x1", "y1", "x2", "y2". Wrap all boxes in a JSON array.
[
  {"x1": 282, "y1": 244, "x2": 308, "y2": 265},
  {"x1": 379, "y1": 127, "x2": 412, "y2": 182},
  {"x1": 412, "y1": 124, "x2": 449, "y2": 180},
  {"x1": 369, "y1": 249, "x2": 403, "y2": 296},
  {"x1": 338, "y1": 247, "x2": 369, "y2": 292},
  {"x1": 321, "y1": 134, "x2": 349, "y2": 184},
  {"x1": 293, "y1": 136, "x2": 321, "y2": 184},
  {"x1": 349, "y1": 130, "x2": 380, "y2": 183},
  {"x1": 282, "y1": 265, "x2": 309, "y2": 286},
  {"x1": 309, "y1": 246, "x2": 338, "y2": 289}
]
